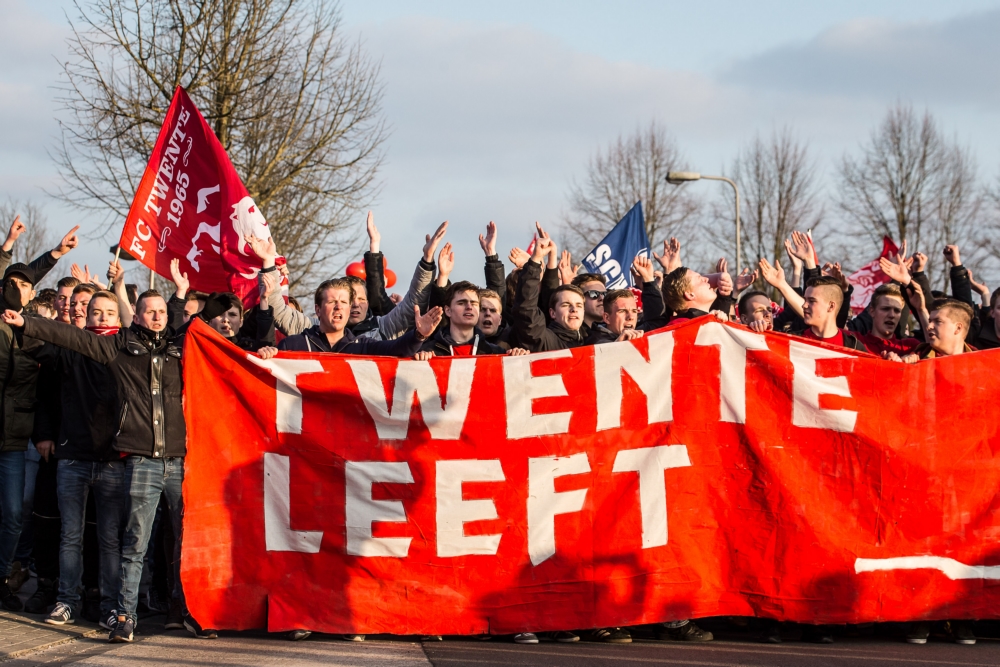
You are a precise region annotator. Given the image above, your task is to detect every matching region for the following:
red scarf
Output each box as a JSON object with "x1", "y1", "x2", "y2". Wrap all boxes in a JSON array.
[{"x1": 86, "y1": 325, "x2": 120, "y2": 336}]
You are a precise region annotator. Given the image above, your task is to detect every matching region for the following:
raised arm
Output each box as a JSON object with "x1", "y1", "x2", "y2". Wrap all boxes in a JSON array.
[
  {"x1": 107, "y1": 260, "x2": 134, "y2": 328},
  {"x1": 481, "y1": 221, "x2": 507, "y2": 300},
  {"x1": 513, "y1": 229, "x2": 555, "y2": 349},
  {"x1": 760, "y1": 258, "x2": 804, "y2": 318},
  {"x1": 9, "y1": 311, "x2": 122, "y2": 365},
  {"x1": 363, "y1": 211, "x2": 394, "y2": 316},
  {"x1": 246, "y1": 234, "x2": 311, "y2": 336},
  {"x1": 376, "y1": 254, "x2": 435, "y2": 341}
]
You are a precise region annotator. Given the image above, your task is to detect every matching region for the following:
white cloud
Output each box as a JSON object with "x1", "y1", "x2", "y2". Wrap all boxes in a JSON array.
[{"x1": 723, "y1": 10, "x2": 1000, "y2": 108}]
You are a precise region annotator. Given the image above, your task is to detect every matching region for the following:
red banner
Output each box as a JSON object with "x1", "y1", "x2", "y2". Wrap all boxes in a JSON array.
[
  {"x1": 180, "y1": 317, "x2": 1000, "y2": 634},
  {"x1": 118, "y1": 87, "x2": 272, "y2": 306}
]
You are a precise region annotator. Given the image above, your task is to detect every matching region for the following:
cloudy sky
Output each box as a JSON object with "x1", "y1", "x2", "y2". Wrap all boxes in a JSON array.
[{"x1": 2, "y1": 0, "x2": 1000, "y2": 283}]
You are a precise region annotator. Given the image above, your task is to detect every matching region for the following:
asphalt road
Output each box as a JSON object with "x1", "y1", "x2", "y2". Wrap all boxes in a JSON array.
[{"x1": 6, "y1": 624, "x2": 1000, "y2": 667}]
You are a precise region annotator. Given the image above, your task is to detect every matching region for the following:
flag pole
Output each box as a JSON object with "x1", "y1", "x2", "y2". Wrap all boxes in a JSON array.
[{"x1": 150, "y1": 267, "x2": 155, "y2": 291}]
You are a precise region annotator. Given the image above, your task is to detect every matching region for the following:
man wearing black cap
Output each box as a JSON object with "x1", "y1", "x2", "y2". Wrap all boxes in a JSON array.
[
  {"x1": 0, "y1": 263, "x2": 43, "y2": 611},
  {"x1": 2, "y1": 287, "x2": 214, "y2": 642}
]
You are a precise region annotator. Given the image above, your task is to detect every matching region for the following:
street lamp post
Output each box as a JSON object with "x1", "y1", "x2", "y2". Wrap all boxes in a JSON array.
[{"x1": 666, "y1": 171, "x2": 742, "y2": 277}]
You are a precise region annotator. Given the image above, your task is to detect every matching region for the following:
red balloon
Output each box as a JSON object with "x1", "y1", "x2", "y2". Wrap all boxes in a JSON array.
[
  {"x1": 384, "y1": 268, "x2": 397, "y2": 288},
  {"x1": 346, "y1": 261, "x2": 366, "y2": 279},
  {"x1": 382, "y1": 256, "x2": 388, "y2": 270}
]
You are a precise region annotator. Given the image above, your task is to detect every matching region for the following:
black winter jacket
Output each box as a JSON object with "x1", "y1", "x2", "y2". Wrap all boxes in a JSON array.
[
  {"x1": 512, "y1": 260, "x2": 586, "y2": 352},
  {"x1": 364, "y1": 251, "x2": 396, "y2": 317},
  {"x1": 278, "y1": 325, "x2": 423, "y2": 356},
  {"x1": 21, "y1": 317, "x2": 186, "y2": 458},
  {"x1": 29, "y1": 342, "x2": 118, "y2": 462},
  {"x1": 419, "y1": 326, "x2": 505, "y2": 356}
]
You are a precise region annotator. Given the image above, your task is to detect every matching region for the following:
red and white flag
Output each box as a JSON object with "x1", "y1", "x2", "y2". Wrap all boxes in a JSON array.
[
  {"x1": 118, "y1": 86, "x2": 274, "y2": 307},
  {"x1": 847, "y1": 236, "x2": 899, "y2": 314}
]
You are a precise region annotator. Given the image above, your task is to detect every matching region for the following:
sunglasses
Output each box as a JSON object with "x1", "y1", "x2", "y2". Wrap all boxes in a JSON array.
[{"x1": 583, "y1": 290, "x2": 605, "y2": 300}]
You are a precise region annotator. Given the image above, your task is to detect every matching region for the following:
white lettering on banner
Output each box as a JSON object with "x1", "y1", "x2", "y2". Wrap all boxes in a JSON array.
[
  {"x1": 135, "y1": 220, "x2": 153, "y2": 242},
  {"x1": 158, "y1": 154, "x2": 174, "y2": 182},
  {"x1": 788, "y1": 341, "x2": 857, "y2": 432},
  {"x1": 347, "y1": 359, "x2": 476, "y2": 440},
  {"x1": 127, "y1": 236, "x2": 146, "y2": 261},
  {"x1": 594, "y1": 332, "x2": 675, "y2": 431},
  {"x1": 177, "y1": 106, "x2": 191, "y2": 126},
  {"x1": 436, "y1": 460, "x2": 505, "y2": 557},
  {"x1": 245, "y1": 356, "x2": 324, "y2": 434},
  {"x1": 345, "y1": 461, "x2": 414, "y2": 557},
  {"x1": 694, "y1": 322, "x2": 769, "y2": 424},
  {"x1": 503, "y1": 349, "x2": 573, "y2": 439},
  {"x1": 612, "y1": 445, "x2": 691, "y2": 549},
  {"x1": 263, "y1": 453, "x2": 323, "y2": 553},
  {"x1": 528, "y1": 453, "x2": 590, "y2": 566}
]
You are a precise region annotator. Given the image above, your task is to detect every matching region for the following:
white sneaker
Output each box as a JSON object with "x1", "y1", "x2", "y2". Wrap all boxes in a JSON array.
[
  {"x1": 514, "y1": 632, "x2": 538, "y2": 644},
  {"x1": 45, "y1": 602, "x2": 75, "y2": 625}
]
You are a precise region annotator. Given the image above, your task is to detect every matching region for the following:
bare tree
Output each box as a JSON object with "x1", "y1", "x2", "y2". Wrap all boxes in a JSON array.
[
  {"x1": 708, "y1": 128, "x2": 823, "y2": 294},
  {"x1": 562, "y1": 122, "x2": 700, "y2": 256},
  {"x1": 837, "y1": 104, "x2": 983, "y2": 289},
  {"x1": 0, "y1": 200, "x2": 53, "y2": 269},
  {"x1": 55, "y1": 0, "x2": 387, "y2": 293}
]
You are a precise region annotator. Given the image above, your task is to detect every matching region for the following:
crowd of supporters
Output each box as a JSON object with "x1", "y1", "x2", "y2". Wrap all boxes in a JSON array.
[{"x1": 0, "y1": 211, "x2": 996, "y2": 647}]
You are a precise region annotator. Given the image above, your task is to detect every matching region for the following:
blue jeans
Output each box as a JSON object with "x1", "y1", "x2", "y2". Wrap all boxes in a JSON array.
[
  {"x1": 56, "y1": 459, "x2": 125, "y2": 616},
  {"x1": 118, "y1": 456, "x2": 184, "y2": 622},
  {"x1": 14, "y1": 442, "x2": 40, "y2": 563},
  {"x1": 0, "y1": 449, "x2": 26, "y2": 579}
]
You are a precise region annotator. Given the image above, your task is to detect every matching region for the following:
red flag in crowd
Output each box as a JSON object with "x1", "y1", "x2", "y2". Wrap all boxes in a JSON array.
[
  {"x1": 117, "y1": 86, "x2": 274, "y2": 307},
  {"x1": 847, "y1": 237, "x2": 900, "y2": 313}
]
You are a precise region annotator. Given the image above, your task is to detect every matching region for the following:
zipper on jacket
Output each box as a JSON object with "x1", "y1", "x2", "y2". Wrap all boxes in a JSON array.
[{"x1": 116, "y1": 401, "x2": 129, "y2": 436}]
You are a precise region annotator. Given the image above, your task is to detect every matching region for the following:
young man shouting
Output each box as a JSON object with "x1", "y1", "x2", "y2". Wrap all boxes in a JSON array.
[
  {"x1": 760, "y1": 260, "x2": 867, "y2": 353},
  {"x1": 513, "y1": 226, "x2": 588, "y2": 352},
  {"x1": 417, "y1": 281, "x2": 525, "y2": 358}
]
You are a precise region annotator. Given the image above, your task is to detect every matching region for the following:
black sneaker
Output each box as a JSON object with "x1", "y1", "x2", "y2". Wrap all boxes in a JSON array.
[
  {"x1": 343, "y1": 634, "x2": 366, "y2": 642},
  {"x1": 421, "y1": 635, "x2": 444, "y2": 641},
  {"x1": 24, "y1": 577, "x2": 57, "y2": 614},
  {"x1": 109, "y1": 616, "x2": 135, "y2": 643},
  {"x1": 905, "y1": 622, "x2": 930, "y2": 644},
  {"x1": 1, "y1": 580, "x2": 23, "y2": 611},
  {"x1": 164, "y1": 597, "x2": 184, "y2": 629},
  {"x1": 950, "y1": 622, "x2": 976, "y2": 645},
  {"x1": 590, "y1": 628, "x2": 630, "y2": 643},
  {"x1": 45, "y1": 601, "x2": 75, "y2": 625},
  {"x1": 183, "y1": 614, "x2": 218, "y2": 639},
  {"x1": 551, "y1": 630, "x2": 581, "y2": 643},
  {"x1": 803, "y1": 625, "x2": 834, "y2": 644},
  {"x1": 759, "y1": 623, "x2": 782, "y2": 644},
  {"x1": 287, "y1": 630, "x2": 311, "y2": 641},
  {"x1": 658, "y1": 621, "x2": 714, "y2": 642},
  {"x1": 101, "y1": 610, "x2": 119, "y2": 631}
]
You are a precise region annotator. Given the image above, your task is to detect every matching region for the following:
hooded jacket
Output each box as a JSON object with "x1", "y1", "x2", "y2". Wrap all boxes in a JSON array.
[{"x1": 21, "y1": 317, "x2": 187, "y2": 458}]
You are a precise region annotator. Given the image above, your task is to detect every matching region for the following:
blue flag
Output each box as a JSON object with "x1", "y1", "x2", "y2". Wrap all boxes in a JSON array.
[{"x1": 580, "y1": 201, "x2": 650, "y2": 289}]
